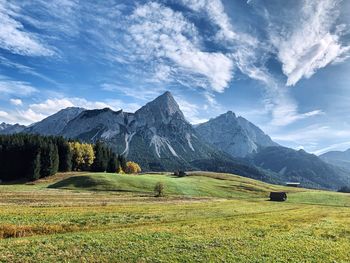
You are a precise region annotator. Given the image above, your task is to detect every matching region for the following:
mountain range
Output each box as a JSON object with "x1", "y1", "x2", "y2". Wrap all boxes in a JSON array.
[
  {"x1": 0, "y1": 122, "x2": 26, "y2": 135},
  {"x1": 1, "y1": 92, "x2": 349, "y2": 190},
  {"x1": 320, "y1": 149, "x2": 350, "y2": 171}
]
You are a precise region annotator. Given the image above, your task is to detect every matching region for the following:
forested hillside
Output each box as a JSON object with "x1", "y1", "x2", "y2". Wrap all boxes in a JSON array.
[{"x1": 0, "y1": 134, "x2": 125, "y2": 182}]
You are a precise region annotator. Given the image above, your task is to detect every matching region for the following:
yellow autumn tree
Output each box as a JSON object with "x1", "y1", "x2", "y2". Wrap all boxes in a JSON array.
[
  {"x1": 69, "y1": 142, "x2": 95, "y2": 171},
  {"x1": 125, "y1": 161, "x2": 141, "y2": 174},
  {"x1": 116, "y1": 164, "x2": 124, "y2": 174},
  {"x1": 81, "y1": 143, "x2": 95, "y2": 169}
]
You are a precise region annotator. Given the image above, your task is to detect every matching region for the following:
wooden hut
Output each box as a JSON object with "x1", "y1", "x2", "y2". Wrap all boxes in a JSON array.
[
  {"x1": 286, "y1": 182, "x2": 300, "y2": 187},
  {"x1": 269, "y1": 192, "x2": 287, "y2": 201}
]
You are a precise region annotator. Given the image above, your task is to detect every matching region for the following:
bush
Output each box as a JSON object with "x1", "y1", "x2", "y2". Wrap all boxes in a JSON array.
[
  {"x1": 338, "y1": 186, "x2": 350, "y2": 193},
  {"x1": 154, "y1": 182, "x2": 165, "y2": 197},
  {"x1": 116, "y1": 165, "x2": 124, "y2": 174},
  {"x1": 125, "y1": 161, "x2": 141, "y2": 174}
]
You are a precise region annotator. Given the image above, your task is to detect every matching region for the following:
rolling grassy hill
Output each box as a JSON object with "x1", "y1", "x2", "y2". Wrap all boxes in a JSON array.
[
  {"x1": 0, "y1": 172, "x2": 349, "y2": 262},
  {"x1": 48, "y1": 172, "x2": 298, "y2": 199}
]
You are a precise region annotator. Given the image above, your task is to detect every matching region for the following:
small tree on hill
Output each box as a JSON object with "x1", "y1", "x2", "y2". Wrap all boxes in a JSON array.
[
  {"x1": 154, "y1": 182, "x2": 165, "y2": 197},
  {"x1": 125, "y1": 161, "x2": 141, "y2": 174}
]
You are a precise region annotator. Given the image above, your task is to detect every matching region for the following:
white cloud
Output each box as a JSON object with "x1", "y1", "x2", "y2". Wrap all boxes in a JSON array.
[
  {"x1": 0, "y1": 110, "x2": 9, "y2": 118},
  {"x1": 270, "y1": 123, "x2": 350, "y2": 154},
  {"x1": 268, "y1": 0, "x2": 350, "y2": 86},
  {"x1": 0, "y1": 77, "x2": 38, "y2": 96},
  {"x1": 313, "y1": 141, "x2": 350, "y2": 155},
  {"x1": 0, "y1": 97, "x2": 142, "y2": 125},
  {"x1": 0, "y1": 1, "x2": 55, "y2": 56},
  {"x1": 10, "y1": 98, "x2": 22, "y2": 106},
  {"x1": 127, "y1": 2, "x2": 234, "y2": 93},
  {"x1": 176, "y1": 97, "x2": 208, "y2": 124},
  {"x1": 181, "y1": 0, "x2": 257, "y2": 46},
  {"x1": 101, "y1": 83, "x2": 167, "y2": 104}
]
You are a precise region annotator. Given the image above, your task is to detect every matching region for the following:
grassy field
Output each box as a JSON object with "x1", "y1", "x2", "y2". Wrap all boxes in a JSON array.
[{"x1": 0, "y1": 172, "x2": 349, "y2": 262}]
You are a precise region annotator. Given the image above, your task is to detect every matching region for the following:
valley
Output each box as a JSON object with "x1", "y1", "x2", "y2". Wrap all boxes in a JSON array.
[{"x1": 0, "y1": 172, "x2": 349, "y2": 262}]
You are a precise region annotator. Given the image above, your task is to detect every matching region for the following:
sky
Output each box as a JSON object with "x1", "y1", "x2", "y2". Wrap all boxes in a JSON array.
[{"x1": 0, "y1": 0, "x2": 350, "y2": 155}]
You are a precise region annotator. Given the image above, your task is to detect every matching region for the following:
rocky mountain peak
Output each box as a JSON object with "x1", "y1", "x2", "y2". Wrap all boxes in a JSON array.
[
  {"x1": 135, "y1": 91, "x2": 186, "y2": 125},
  {"x1": 0, "y1": 122, "x2": 9, "y2": 130},
  {"x1": 149, "y1": 91, "x2": 182, "y2": 115},
  {"x1": 224, "y1": 110, "x2": 236, "y2": 118},
  {"x1": 24, "y1": 107, "x2": 85, "y2": 136},
  {"x1": 196, "y1": 111, "x2": 277, "y2": 158}
]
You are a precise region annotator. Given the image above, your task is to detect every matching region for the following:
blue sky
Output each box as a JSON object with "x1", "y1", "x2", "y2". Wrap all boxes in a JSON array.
[{"x1": 0, "y1": 0, "x2": 350, "y2": 154}]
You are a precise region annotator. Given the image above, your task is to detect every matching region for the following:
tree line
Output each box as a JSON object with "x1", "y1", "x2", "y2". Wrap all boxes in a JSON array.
[{"x1": 0, "y1": 134, "x2": 140, "y2": 182}]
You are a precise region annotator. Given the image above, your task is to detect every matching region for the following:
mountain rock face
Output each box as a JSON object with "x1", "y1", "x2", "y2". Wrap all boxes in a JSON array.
[
  {"x1": 25, "y1": 107, "x2": 85, "y2": 136},
  {"x1": 0, "y1": 122, "x2": 26, "y2": 134},
  {"x1": 58, "y1": 92, "x2": 228, "y2": 171},
  {"x1": 0, "y1": 122, "x2": 11, "y2": 131},
  {"x1": 196, "y1": 111, "x2": 278, "y2": 157},
  {"x1": 250, "y1": 146, "x2": 349, "y2": 190},
  {"x1": 320, "y1": 149, "x2": 350, "y2": 171},
  {"x1": 8, "y1": 91, "x2": 348, "y2": 190}
]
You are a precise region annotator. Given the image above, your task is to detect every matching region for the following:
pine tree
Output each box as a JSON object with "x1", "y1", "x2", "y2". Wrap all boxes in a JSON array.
[
  {"x1": 118, "y1": 154, "x2": 127, "y2": 172},
  {"x1": 107, "y1": 155, "x2": 118, "y2": 173},
  {"x1": 28, "y1": 150, "x2": 41, "y2": 181},
  {"x1": 56, "y1": 138, "x2": 72, "y2": 172},
  {"x1": 40, "y1": 142, "x2": 59, "y2": 177},
  {"x1": 92, "y1": 141, "x2": 108, "y2": 172},
  {"x1": 52, "y1": 144, "x2": 59, "y2": 175}
]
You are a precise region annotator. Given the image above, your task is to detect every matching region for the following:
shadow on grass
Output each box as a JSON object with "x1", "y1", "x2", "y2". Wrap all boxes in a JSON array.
[
  {"x1": 48, "y1": 176, "x2": 105, "y2": 189},
  {"x1": 0, "y1": 179, "x2": 31, "y2": 185},
  {"x1": 47, "y1": 175, "x2": 152, "y2": 195}
]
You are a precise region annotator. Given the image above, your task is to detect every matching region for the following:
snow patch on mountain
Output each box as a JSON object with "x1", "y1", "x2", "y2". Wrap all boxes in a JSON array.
[
  {"x1": 186, "y1": 133, "x2": 195, "y2": 151},
  {"x1": 122, "y1": 132, "x2": 136, "y2": 156},
  {"x1": 165, "y1": 141, "x2": 179, "y2": 157},
  {"x1": 101, "y1": 129, "x2": 119, "y2": 139},
  {"x1": 150, "y1": 135, "x2": 178, "y2": 158}
]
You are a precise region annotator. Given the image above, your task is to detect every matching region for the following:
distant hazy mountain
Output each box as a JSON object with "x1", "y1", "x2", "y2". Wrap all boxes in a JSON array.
[
  {"x1": 250, "y1": 146, "x2": 349, "y2": 190},
  {"x1": 0, "y1": 122, "x2": 26, "y2": 134},
  {"x1": 25, "y1": 107, "x2": 85, "y2": 135},
  {"x1": 0, "y1": 122, "x2": 10, "y2": 131},
  {"x1": 196, "y1": 111, "x2": 278, "y2": 157},
  {"x1": 320, "y1": 149, "x2": 350, "y2": 171}
]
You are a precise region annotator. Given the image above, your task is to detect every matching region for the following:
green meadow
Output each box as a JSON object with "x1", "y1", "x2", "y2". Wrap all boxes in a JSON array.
[{"x1": 0, "y1": 172, "x2": 349, "y2": 262}]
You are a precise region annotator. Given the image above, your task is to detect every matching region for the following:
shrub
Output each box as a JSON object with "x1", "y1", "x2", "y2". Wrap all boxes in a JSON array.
[
  {"x1": 116, "y1": 165, "x2": 124, "y2": 174},
  {"x1": 154, "y1": 182, "x2": 165, "y2": 197},
  {"x1": 125, "y1": 161, "x2": 141, "y2": 174}
]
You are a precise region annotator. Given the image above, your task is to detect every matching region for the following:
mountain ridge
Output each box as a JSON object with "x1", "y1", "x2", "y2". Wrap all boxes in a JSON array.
[
  {"x1": 320, "y1": 149, "x2": 350, "y2": 171},
  {"x1": 1, "y1": 91, "x2": 348, "y2": 190},
  {"x1": 196, "y1": 111, "x2": 278, "y2": 157}
]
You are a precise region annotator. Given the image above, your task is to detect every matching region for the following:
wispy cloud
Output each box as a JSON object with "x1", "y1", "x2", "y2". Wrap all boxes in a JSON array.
[
  {"x1": 267, "y1": 0, "x2": 350, "y2": 86},
  {"x1": 125, "y1": 2, "x2": 234, "y2": 93},
  {"x1": 0, "y1": 0, "x2": 55, "y2": 56},
  {"x1": 313, "y1": 141, "x2": 350, "y2": 155},
  {"x1": 10, "y1": 98, "x2": 22, "y2": 106},
  {"x1": 0, "y1": 76, "x2": 38, "y2": 96}
]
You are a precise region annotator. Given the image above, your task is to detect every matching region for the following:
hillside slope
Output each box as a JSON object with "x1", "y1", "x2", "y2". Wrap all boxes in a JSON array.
[
  {"x1": 196, "y1": 111, "x2": 278, "y2": 157},
  {"x1": 250, "y1": 146, "x2": 349, "y2": 190},
  {"x1": 320, "y1": 149, "x2": 350, "y2": 171},
  {"x1": 49, "y1": 172, "x2": 297, "y2": 199}
]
